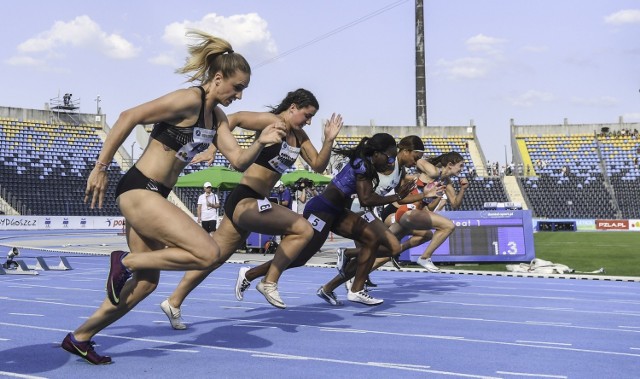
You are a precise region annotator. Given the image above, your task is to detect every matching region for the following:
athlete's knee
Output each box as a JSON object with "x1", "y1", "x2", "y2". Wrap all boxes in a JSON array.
[
  {"x1": 193, "y1": 239, "x2": 222, "y2": 269},
  {"x1": 292, "y1": 217, "x2": 314, "y2": 242},
  {"x1": 442, "y1": 219, "x2": 456, "y2": 235},
  {"x1": 387, "y1": 236, "x2": 402, "y2": 256}
]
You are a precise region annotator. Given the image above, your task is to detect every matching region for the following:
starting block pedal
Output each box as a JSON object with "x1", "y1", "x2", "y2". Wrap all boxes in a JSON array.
[
  {"x1": 27, "y1": 256, "x2": 73, "y2": 271},
  {"x1": 0, "y1": 260, "x2": 39, "y2": 275}
]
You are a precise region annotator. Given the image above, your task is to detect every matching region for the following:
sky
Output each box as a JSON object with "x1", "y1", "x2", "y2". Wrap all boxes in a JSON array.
[{"x1": 1, "y1": 0, "x2": 639, "y2": 165}]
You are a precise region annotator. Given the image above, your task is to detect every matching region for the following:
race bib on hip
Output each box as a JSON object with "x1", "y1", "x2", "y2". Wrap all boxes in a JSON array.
[
  {"x1": 361, "y1": 212, "x2": 375, "y2": 223},
  {"x1": 307, "y1": 214, "x2": 326, "y2": 232},
  {"x1": 257, "y1": 198, "x2": 273, "y2": 212}
]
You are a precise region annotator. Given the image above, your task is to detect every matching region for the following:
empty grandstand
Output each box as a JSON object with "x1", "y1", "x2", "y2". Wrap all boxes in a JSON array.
[
  {"x1": 512, "y1": 118, "x2": 640, "y2": 219},
  {"x1": 2, "y1": 104, "x2": 638, "y2": 220}
]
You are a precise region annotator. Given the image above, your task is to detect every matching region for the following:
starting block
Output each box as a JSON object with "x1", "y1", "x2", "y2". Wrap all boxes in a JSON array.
[
  {"x1": 27, "y1": 256, "x2": 73, "y2": 271},
  {"x1": 0, "y1": 260, "x2": 39, "y2": 275}
]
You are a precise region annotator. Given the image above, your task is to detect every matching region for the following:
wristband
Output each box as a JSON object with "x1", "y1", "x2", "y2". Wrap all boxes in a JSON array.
[{"x1": 95, "y1": 160, "x2": 110, "y2": 172}]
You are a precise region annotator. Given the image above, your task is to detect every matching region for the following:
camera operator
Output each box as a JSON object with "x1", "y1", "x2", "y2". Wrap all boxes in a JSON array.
[{"x1": 295, "y1": 178, "x2": 317, "y2": 215}]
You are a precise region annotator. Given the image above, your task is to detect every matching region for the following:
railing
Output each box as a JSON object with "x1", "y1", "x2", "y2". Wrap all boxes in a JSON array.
[{"x1": 0, "y1": 184, "x2": 30, "y2": 215}]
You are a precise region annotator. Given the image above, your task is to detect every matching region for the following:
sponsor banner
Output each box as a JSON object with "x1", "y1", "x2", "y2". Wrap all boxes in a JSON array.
[
  {"x1": 595, "y1": 219, "x2": 629, "y2": 230},
  {"x1": 0, "y1": 216, "x2": 125, "y2": 230},
  {"x1": 531, "y1": 219, "x2": 640, "y2": 232},
  {"x1": 629, "y1": 220, "x2": 640, "y2": 232},
  {"x1": 575, "y1": 219, "x2": 596, "y2": 231}
]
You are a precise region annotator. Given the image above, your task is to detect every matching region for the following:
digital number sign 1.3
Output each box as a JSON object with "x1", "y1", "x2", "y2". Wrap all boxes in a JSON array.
[{"x1": 406, "y1": 210, "x2": 535, "y2": 263}]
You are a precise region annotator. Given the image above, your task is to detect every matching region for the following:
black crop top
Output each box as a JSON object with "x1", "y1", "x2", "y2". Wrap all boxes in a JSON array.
[
  {"x1": 253, "y1": 132, "x2": 302, "y2": 174},
  {"x1": 149, "y1": 86, "x2": 217, "y2": 162}
]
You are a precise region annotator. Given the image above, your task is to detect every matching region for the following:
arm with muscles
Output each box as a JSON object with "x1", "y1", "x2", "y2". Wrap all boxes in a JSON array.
[
  {"x1": 356, "y1": 176, "x2": 416, "y2": 208},
  {"x1": 86, "y1": 88, "x2": 201, "y2": 208},
  {"x1": 445, "y1": 177, "x2": 469, "y2": 210},
  {"x1": 213, "y1": 109, "x2": 286, "y2": 171},
  {"x1": 191, "y1": 144, "x2": 218, "y2": 166},
  {"x1": 393, "y1": 170, "x2": 444, "y2": 205},
  {"x1": 415, "y1": 158, "x2": 440, "y2": 180},
  {"x1": 298, "y1": 113, "x2": 343, "y2": 172}
]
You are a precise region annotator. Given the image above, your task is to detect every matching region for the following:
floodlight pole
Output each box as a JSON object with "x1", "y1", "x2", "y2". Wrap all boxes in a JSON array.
[{"x1": 415, "y1": 0, "x2": 427, "y2": 128}]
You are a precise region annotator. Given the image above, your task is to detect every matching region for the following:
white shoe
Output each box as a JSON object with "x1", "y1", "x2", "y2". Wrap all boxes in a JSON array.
[
  {"x1": 256, "y1": 280, "x2": 286, "y2": 309},
  {"x1": 235, "y1": 267, "x2": 251, "y2": 301},
  {"x1": 347, "y1": 289, "x2": 383, "y2": 306},
  {"x1": 160, "y1": 299, "x2": 186, "y2": 330},
  {"x1": 417, "y1": 257, "x2": 440, "y2": 272},
  {"x1": 344, "y1": 277, "x2": 354, "y2": 292}
]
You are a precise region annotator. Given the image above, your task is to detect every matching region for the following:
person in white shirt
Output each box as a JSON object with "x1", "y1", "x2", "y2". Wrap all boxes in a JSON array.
[{"x1": 197, "y1": 182, "x2": 220, "y2": 235}]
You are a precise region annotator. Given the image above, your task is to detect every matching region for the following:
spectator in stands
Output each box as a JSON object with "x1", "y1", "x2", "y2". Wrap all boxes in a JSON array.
[
  {"x1": 197, "y1": 182, "x2": 219, "y2": 236},
  {"x1": 61, "y1": 29, "x2": 287, "y2": 365},
  {"x1": 295, "y1": 179, "x2": 317, "y2": 215},
  {"x1": 236, "y1": 133, "x2": 420, "y2": 306},
  {"x1": 276, "y1": 182, "x2": 292, "y2": 209},
  {"x1": 159, "y1": 89, "x2": 342, "y2": 325}
]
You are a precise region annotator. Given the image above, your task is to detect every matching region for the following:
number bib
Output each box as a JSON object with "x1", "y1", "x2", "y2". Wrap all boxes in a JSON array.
[
  {"x1": 257, "y1": 198, "x2": 273, "y2": 212},
  {"x1": 307, "y1": 214, "x2": 326, "y2": 232},
  {"x1": 361, "y1": 212, "x2": 376, "y2": 223}
]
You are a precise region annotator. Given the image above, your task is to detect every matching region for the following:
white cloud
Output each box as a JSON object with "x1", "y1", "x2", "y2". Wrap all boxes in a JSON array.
[
  {"x1": 5, "y1": 55, "x2": 45, "y2": 67},
  {"x1": 436, "y1": 57, "x2": 492, "y2": 79},
  {"x1": 570, "y1": 96, "x2": 618, "y2": 107},
  {"x1": 148, "y1": 53, "x2": 180, "y2": 67},
  {"x1": 522, "y1": 45, "x2": 548, "y2": 53},
  {"x1": 435, "y1": 33, "x2": 507, "y2": 79},
  {"x1": 507, "y1": 90, "x2": 555, "y2": 107},
  {"x1": 152, "y1": 12, "x2": 278, "y2": 66},
  {"x1": 622, "y1": 112, "x2": 640, "y2": 121},
  {"x1": 604, "y1": 9, "x2": 640, "y2": 25},
  {"x1": 465, "y1": 33, "x2": 507, "y2": 55},
  {"x1": 16, "y1": 15, "x2": 138, "y2": 60}
]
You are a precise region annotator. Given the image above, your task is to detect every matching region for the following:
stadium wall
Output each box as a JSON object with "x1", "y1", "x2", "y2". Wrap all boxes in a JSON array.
[
  {"x1": 0, "y1": 106, "x2": 102, "y2": 127},
  {"x1": 337, "y1": 123, "x2": 475, "y2": 138}
]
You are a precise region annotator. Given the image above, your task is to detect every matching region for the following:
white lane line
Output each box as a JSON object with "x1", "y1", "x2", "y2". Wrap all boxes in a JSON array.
[
  {"x1": 319, "y1": 327, "x2": 367, "y2": 334},
  {"x1": 375, "y1": 312, "x2": 408, "y2": 317},
  {"x1": 0, "y1": 338, "x2": 10, "y2": 341},
  {"x1": 252, "y1": 354, "x2": 497, "y2": 378},
  {"x1": 146, "y1": 347, "x2": 199, "y2": 353},
  {"x1": 630, "y1": 347, "x2": 640, "y2": 350},
  {"x1": 618, "y1": 325, "x2": 640, "y2": 329},
  {"x1": 525, "y1": 321, "x2": 572, "y2": 326},
  {"x1": 234, "y1": 324, "x2": 278, "y2": 329},
  {"x1": 368, "y1": 362, "x2": 431, "y2": 369},
  {"x1": 251, "y1": 353, "x2": 309, "y2": 360},
  {"x1": 220, "y1": 306, "x2": 255, "y2": 310},
  {"x1": 0, "y1": 371, "x2": 47, "y2": 379},
  {"x1": 515, "y1": 340, "x2": 572, "y2": 346},
  {"x1": 496, "y1": 371, "x2": 567, "y2": 378},
  {"x1": 8, "y1": 313, "x2": 43, "y2": 317}
]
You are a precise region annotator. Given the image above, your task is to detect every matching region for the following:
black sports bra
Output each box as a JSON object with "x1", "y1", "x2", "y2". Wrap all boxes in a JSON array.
[
  {"x1": 149, "y1": 86, "x2": 217, "y2": 162},
  {"x1": 253, "y1": 132, "x2": 302, "y2": 174}
]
